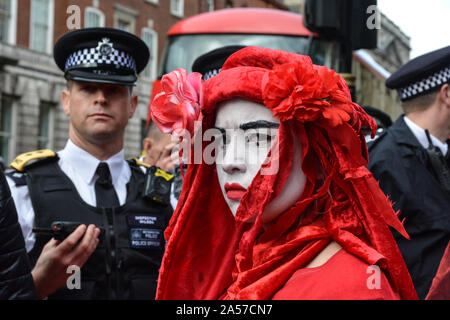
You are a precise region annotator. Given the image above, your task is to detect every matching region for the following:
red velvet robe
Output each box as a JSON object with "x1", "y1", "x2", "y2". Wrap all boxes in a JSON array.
[
  {"x1": 153, "y1": 47, "x2": 418, "y2": 300},
  {"x1": 272, "y1": 249, "x2": 400, "y2": 300}
]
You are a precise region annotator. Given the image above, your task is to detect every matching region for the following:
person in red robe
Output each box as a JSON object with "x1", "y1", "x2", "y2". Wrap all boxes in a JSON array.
[
  {"x1": 150, "y1": 47, "x2": 418, "y2": 300},
  {"x1": 426, "y1": 242, "x2": 450, "y2": 300}
]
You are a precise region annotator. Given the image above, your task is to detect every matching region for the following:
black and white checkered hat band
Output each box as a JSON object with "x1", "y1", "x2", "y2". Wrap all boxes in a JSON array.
[
  {"x1": 65, "y1": 47, "x2": 137, "y2": 72},
  {"x1": 203, "y1": 68, "x2": 220, "y2": 81},
  {"x1": 399, "y1": 66, "x2": 450, "y2": 100}
]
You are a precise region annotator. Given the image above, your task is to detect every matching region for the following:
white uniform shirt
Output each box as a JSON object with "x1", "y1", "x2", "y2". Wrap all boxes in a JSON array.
[
  {"x1": 6, "y1": 140, "x2": 131, "y2": 252},
  {"x1": 404, "y1": 116, "x2": 448, "y2": 156}
]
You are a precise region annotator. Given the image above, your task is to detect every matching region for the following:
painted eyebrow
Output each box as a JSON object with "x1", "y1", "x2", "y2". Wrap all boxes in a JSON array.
[
  {"x1": 239, "y1": 120, "x2": 280, "y2": 131},
  {"x1": 213, "y1": 121, "x2": 280, "y2": 133}
]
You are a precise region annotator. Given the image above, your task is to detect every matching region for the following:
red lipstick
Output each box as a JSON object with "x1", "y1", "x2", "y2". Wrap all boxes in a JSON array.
[{"x1": 224, "y1": 183, "x2": 247, "y2": 200}]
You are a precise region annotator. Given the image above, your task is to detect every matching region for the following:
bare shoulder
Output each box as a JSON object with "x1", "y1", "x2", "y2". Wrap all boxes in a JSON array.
[{"x1": 305, "y1": 241, "x2": 342, "y2": 268}]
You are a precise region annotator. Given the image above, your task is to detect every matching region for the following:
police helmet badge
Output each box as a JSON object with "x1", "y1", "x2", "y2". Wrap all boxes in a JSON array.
[{"x1": 96, "y1": 38, "x2": 115, "y2": 57}]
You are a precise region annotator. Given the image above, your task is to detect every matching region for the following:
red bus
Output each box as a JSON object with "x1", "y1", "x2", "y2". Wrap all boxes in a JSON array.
[{"x1": 151, "y1": 8, "x2": 341, "y2": 99}]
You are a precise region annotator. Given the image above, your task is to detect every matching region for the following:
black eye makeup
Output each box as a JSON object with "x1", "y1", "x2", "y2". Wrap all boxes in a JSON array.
[
  {"x1": 244, "y1": 131, "x2": 276, "y2": 147},
  {"x1": 214, "y1": 120, "x2": 279, "y2": 151}
]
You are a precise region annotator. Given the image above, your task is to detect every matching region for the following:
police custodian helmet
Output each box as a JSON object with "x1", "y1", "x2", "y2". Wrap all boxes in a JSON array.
[
  {"x1": 386, "y1": 45, "x2": 450, "y2": 101},
  {"x1": 191, "y1": 45, "x2": 246, "y2": 81},
  {"x1": 54, "y1": 27, "x2": 150, "y2": 86}
]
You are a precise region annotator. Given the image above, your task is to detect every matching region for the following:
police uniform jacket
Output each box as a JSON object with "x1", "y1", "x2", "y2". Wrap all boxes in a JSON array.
[
  {"x1": 0, "y1": 171, "x2": 36, "y2": 300},
  {"x1": 6, "y1": 140, "x2": 172, "y2": 300},
  {"x1": 367, "y1": 115, "x2": 450, "y2": 299}
]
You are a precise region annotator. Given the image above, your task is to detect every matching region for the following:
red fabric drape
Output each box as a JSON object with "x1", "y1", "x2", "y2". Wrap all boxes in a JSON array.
[
  {"x1": 426, "y1": 242, "x2": 450, "y2": 300},
  {"x1": 155, "y1": 47, "x2": 418, "y2": 300}
]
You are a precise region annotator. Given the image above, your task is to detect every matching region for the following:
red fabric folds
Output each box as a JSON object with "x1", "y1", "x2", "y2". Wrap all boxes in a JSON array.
[
  {"x1": 272, "y1": 249, "x2": 401, "y2": 300},
  {"x1": 426, "y1": 242, "x2": 450, "y2": 300},
  {"x1": 155, "y1": 47, "x2": 417, "y2": 300}
]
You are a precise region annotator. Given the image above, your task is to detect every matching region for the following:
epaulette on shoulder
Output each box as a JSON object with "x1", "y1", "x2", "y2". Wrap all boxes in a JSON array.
[
  {"x1": 129, "y1": 158, "x2": 151, "y2": 169},
  {"x1": 10, "y1": 149, "x2": 57, "y2": 172},
  {"x1": 128, "y1": 158, "x2": 174, "y2": 181}
]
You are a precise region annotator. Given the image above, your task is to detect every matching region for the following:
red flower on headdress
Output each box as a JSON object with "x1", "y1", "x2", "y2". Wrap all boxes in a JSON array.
[
  {"x1": 262, "y1": 60, "x2": 354, "y2": 128},
  {"x1": 314, "y1": 65, "x2": 354, "y2": 127},
  {"x1": 151, "y1": 69, "x2": 203, "y2": 136}
]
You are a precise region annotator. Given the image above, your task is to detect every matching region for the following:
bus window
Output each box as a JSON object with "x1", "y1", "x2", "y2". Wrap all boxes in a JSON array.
[{"x1": 159, "y1": 34, "x2": 338, "y2": 77}]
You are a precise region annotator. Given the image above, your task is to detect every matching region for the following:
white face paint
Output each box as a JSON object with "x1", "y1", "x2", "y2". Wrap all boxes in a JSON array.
[{"x1": 214, "y1": 98, "x2": 306, "y2": 223}]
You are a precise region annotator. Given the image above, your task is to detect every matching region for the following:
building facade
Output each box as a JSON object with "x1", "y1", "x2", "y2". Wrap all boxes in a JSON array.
[
  {"x1": 0, "y1": 0, "x2": 410, "y2": 165},
  {"x1": 352, "y1": 11, "x2": 411, "y2": 121},
  {"x1": 0, "y1": 0, "x2": 286, "y2": 164},
  {"x1": 1, "y1": 0, "x2": 187, "y2": 164}
]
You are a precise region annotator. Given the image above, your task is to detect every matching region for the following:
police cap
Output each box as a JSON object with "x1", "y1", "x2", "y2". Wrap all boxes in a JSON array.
[
  {"x1": 191, "y1": 45, "x2": 246, "y2": 80},
  {"x1": 386, "y1": 45, "x2": 450, "y2": 101},
  {"x1": 54, "y1": 27, "x2": 150, "y2": 86}
]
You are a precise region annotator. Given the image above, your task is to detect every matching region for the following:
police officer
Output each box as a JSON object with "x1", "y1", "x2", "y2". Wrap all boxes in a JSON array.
[
  {"x1": 6, "y1": 28, "x2": 172, "y2": 299},
  {"x1": 140, "y1": 121, "x2": 178, "y2": 209},
  {"x1": 361, "y1": 105, "x2": 392, "y2": 143},
  {"x1": 0, "y1": 171, "x2": 35, "y2": 299},
  {"x1": 367, "y1": 45, "x2": 450, "y2": 299},
  {"x1": 191, "y1": 45, "x2": 246, "y2": 81}
]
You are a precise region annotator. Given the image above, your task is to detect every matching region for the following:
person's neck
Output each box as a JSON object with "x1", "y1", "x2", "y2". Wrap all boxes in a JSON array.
[
  {"x1": 406, "y1": 109, "x2": 447, "y2": 143},
  {"x1": 69, "y1": 132, "x2": 123, "y2": 161}
]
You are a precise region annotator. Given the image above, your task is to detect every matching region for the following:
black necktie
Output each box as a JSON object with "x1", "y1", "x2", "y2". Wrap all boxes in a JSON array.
[{"x1": 95, "y1": 162, "x2": 120, "y2": 208}]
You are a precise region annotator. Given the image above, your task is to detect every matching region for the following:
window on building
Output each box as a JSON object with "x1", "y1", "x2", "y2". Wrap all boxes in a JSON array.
[
  {"x1": 30, "y1": 0, "x2": 54, "y2": 53},
  {"x1": 0, "y1": 95, "x2": 13, "y2": 162},
  {"x1": 114, "y1": 4, "x2": 136, "y2": 33},
  {"x1": 116, "y1": 19, "x2": 131, "y2": 32},
  {"x1": 170, "y1": 0, "x2": 184, "y2": 17},
  {"x1": 85, "y1": 7, "x2": 105, "y2": 28},
  {"x1": 142, "y1": 27, "x2": 158, "y2": 80},
  {"x1": 0, "y1": 0, "x2": 16, "y2": 44},
  {"x1": 207, "y1": 0, "x2": 214, "y2": 11},
  {"x1": 37, "y1": 102, "x2": 55, "y2": 150},
  {"x1": 226, "y1": 0, "x2": 233, "y2": 8},
  {"x1": 0, "y1": 0, "x2": 11, "y2": 42}
]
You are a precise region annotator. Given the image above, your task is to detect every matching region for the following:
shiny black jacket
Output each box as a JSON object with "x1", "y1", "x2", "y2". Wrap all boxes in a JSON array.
[
  {"x1": 368, "y1": 115, "x2": 450, "y2": 299},
  {"x1": 0, "y1": 171, "x2": 36, "y2": 300}
]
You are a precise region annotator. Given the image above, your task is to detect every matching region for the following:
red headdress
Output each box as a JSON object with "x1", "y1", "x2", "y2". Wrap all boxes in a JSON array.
[{"x1": 151, "y1": 47, "x2": 417, "y2": 300}]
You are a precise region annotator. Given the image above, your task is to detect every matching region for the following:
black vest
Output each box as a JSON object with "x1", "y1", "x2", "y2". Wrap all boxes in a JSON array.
[{"x1": 24, "y1": 157, "x2": 171, "y2": 300}]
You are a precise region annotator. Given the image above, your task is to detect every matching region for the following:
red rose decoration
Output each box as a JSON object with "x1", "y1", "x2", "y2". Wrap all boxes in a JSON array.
[
  {"x1": 262, "y1": 60, "x2": 354, "y2": 129},
  {"x1": 151, "y1": 69, "x2": 203, "y2": 136}
]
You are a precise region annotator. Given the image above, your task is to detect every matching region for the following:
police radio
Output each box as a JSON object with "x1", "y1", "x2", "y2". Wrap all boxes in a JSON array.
[
  {"x1": 32, "y1": 221, "x2": 104, "y2": 242},
  {"x1": 143, "y1": 166, "x2": 174, "y2": 205}
]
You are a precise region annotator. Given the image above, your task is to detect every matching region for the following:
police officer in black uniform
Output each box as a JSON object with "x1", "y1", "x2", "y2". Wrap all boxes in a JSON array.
[
  {"x1": 6, "y1": 28, "x2": 172, "y2": 300},
  {"x1": 367, "y1": 45, "x2": 450, "y2": 299},
  {"x1": 0, "y1": 171, "x2": 36, "y2": 299}
]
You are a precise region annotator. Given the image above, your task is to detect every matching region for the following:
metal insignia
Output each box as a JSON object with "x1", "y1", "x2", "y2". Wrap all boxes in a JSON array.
[{"x1": 96, "y1": 38, "x2": 115, "y2": 57}]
